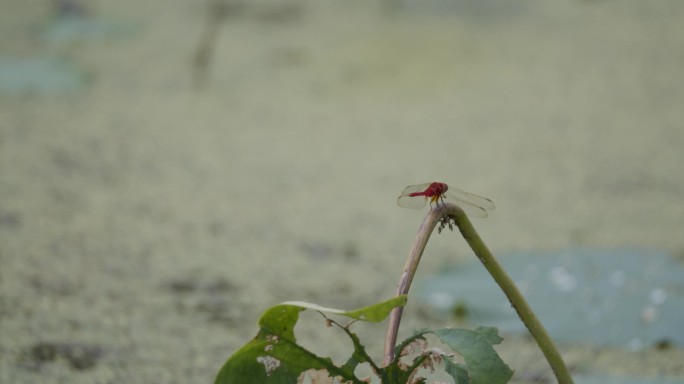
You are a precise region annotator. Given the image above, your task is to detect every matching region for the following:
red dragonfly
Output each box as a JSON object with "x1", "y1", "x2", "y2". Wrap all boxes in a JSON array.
[{"x1": 397, "y1": 182, "x2": 495, "y2": 218}]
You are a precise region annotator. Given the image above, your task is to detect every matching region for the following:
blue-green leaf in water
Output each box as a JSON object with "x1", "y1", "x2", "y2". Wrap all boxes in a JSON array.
[
  {"x1": 443, "y1": 358, "x2": 470, "y2": 384},
  {"x1": 430, "y1": 327, "x2": 513, "y2": 384}
]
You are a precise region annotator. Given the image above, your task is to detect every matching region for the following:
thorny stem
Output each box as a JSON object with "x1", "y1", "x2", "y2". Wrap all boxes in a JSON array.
[{"x1": 384, "y1": 203, "x2": 574, "y2": 384}]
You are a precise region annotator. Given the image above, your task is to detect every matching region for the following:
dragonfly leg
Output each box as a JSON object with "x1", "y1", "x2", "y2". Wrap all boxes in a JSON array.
[{"x1": 430, "y1": 195, "x2": 446, "y2": 209}]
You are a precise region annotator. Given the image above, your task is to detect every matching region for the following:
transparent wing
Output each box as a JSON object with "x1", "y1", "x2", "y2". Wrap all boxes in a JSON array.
[
  {"x1": 443, "y1": 188, "x2": 495, "y2": 218},
  {"x1": 397, "y1": 194, "x2": 428, "y2": 209},
  {"x1": 449, "y1": 202, "x2": 489, "y2": 218},
  {"x1": 397, "y1": 183, "x2": 432, "y2": 209}
]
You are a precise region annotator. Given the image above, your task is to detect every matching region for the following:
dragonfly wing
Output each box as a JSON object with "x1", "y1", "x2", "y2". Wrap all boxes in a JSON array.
[
  {"x1": 397, "y1": 183, "x2": 432, "y2": 209},
  {"x1": 399, "y1": 183, "x2": 432, "y2": 196},
  {"x1": 444, "y1": 188, "x2": 495, "y2": 210},
  {"x1": 397, "y1": 194, "x2": 428, "y2": 209},
  {"x1": 452, "y1": 202, "x2": 489, "y2": 218}
]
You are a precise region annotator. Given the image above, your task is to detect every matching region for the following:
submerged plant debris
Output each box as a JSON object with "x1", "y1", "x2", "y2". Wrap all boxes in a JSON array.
[{"x1": 417, "y1": 248, "x2": 684, "y2": 348}]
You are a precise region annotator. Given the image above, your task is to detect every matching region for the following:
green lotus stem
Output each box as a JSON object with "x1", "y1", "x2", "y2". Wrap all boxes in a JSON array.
[{"x1": 384, "y1": 203, "x2": 573, "y2": 384}]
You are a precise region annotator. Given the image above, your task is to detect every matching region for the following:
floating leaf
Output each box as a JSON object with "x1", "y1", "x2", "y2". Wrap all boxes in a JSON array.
[
  {"x1": 215, "y1": 296, "x2": 407, "y2": 384},
  {"x1": 443, "y1": 358, "x2": 470, "y2": 384},
  {"x1": 383, "y1": 327, "x2": 511, "y2": 384},
  {"x1": 283, "y1": 295, "x2": 407, "y2": 322},
  {"x1": 430, "y1": 327, "x2": 513, "y2": 384}
]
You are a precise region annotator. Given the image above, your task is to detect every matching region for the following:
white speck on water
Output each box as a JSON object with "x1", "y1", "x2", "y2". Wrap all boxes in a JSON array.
[
  {"x1": 515, "y1": 280, "x2": 530, "y2": 294},
  {"x1": 610, "y1": 270, "x2": 626, "y2": 287},
  {"x1": 628, "y1": 338, "x2": 644, "y2": 351},
  {"x1": 548, "y1": 266, "x2": 577, "y2": 292},
  {"x1": 649, "y1": 288, "x2": 667, "y2": 305},
  {"x1": 641, "y1": 305, "x2": 658, "y2": 324},
  {"x1": 426, "y1": 291, "x2": 453, "y2": 309}
]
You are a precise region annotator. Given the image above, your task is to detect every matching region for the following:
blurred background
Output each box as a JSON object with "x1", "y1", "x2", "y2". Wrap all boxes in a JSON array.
[{"x1": 1, "y1": 0, "x2": 683, "y2": 382}]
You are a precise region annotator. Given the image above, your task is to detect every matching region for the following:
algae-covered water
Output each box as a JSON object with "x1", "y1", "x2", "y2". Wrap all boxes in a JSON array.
[{"x1": 1, "y1": 1, "x2": 684, "y2": 382}]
